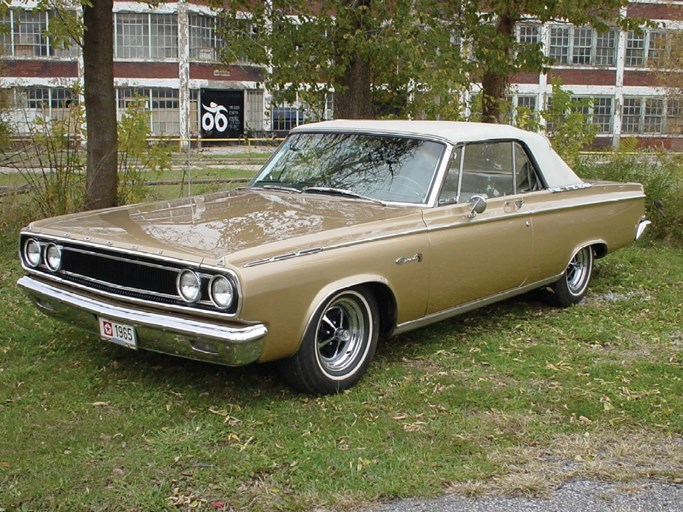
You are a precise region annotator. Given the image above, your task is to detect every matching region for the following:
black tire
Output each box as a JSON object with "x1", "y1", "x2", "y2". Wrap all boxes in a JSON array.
[
  {"x1": 279, "y1": 287, "x2": 379, "y2": 395},
  {"x1": 544, "y1": 246, "x2": 594, "y2": 307}
]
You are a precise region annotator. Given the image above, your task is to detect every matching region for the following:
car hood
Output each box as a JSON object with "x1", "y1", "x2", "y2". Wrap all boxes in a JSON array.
[{"x1": 25, "y1": 189, "x2": 424, "y2": 267}]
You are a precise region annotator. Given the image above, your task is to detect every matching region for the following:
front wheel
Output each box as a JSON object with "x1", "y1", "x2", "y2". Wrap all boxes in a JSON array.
[
  {"x1": 279, "y1": 287, "x2": 379, "y2": 395},
  {"x1": 544, "y1": 246, "x2": 594, "y2": 307}
]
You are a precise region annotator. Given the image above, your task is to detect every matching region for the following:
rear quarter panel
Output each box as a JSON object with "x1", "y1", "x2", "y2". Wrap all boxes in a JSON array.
[{"x1": 526, "y1": 182, "x2": 646, "y2": 282}]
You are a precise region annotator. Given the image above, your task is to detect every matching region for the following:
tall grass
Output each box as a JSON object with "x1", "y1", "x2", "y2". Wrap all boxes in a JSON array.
[{"x1": 577, "y1": 146, "x2": 683, "y2": 245}]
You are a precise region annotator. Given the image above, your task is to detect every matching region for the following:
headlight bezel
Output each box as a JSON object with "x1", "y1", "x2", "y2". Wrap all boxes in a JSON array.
[
  {"x1": 45, "y1": 243, "x2": 63, "y2": 272},
  {"x1": 209, "y1": 274, "x2": 236, "y2": 310},
  {"x1": 176, "y1": 269, "x2": 202, "y2": 303},
  {"x1": 23, "y1": 238, "x2": 42, "y2": 268}
]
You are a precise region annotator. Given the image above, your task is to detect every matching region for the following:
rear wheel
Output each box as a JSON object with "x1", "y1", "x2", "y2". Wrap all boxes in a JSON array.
[
  {"x1": 279, "y1": 287, "x2": 379, "y2": 395},
  {"x1": 545, "y1": 246, "x2": 594, "y2": 307}
]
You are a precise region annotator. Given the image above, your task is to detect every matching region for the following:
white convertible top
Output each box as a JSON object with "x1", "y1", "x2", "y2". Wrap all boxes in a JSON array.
[{"x1": 292, "y1": 120, "x2": 584, "y2": 189}]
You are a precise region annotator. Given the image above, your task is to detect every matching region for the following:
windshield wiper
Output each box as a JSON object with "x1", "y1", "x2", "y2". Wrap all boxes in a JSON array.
[
  {"x1": 250, "y1": 184, "x2": 302, "y2": 194},
  {"x1": 302, "y1": 186, "x2": 386, "y2": 206}
]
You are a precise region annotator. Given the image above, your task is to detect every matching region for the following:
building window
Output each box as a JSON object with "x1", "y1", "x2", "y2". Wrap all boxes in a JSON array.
[
  {"x1": 115, "y1": 12, "x2": 178, "y2": 60},
  {"x1": 271, "y1": 91, "x2": 325, "y2": 131},
  {"x1": 643, "y1": 98, "x2": 664, "y2": 134},
  {"x1": 622, "y1": 98, "x2": 642, "y2": 134},
  {"x1": 625, "y1": 29, "x2": 676, "y2": 68},
  {"x1": 516, "y1": 95, "x2": 537, "y2": 110},
  {"x1": 625, "y1": 31, "x2": 646, "y2": 66},
  {"x1": 150, "y1": 88, "x2": 179, "y2": 135},
  {"x1": 325, "y1": 92, "x2": 334, "y2": 120},
  {"x1": 548, "y1": 25, "x2": 617, "y2": 66},
  {"x1": 512, "y1": 95, "x2": 537, "y2": 127},
  {"x1": 666, "y1": 99, "x2": 683, "y2": 135},
  {"x1": 13, "y1": 87, "x2": 76, "y2": 123},
  {"x1": 591, "y1": 97, "x2": 613, "y2": 134},
  {"x1": 595, "y1": 30, "x2": 617, "y2": 66},
  {"x1": 518, "y1": 24, "x2": 540, "y2": 45},
  {"x1": 622, "y1": 97, "x2": 667, "y2": 134},
  {"x1": 549, "y1": 26, "x2": 570, "y2": 64},
  {"x1": 647, "y1": 30, "x2": 668, "y2": 66},
  {"x1": 0, "y1": 9, "x2": 77, "y2": 58},
  {"x1": 553, "y1": 96, "x2": 613, "y2": 134},
  {"x1": 116, "y1": 87, "x2": 180, "y2": 135},
  {"x1": 272, "y1": 106, "x2": 303, "y2": 131},
  {"x1": 189, "y1": 14, "x2": 224, "y2": 61},
  {"x1": 116, "y1": 13, "x2": 148, "y2": 59},
  {"x1": 14, "y1": 10, "x2": 48, "y2": 57},
  {"x1": 245, "y1": 89, "x2": 264, "y2": 132},
  {"x1": 572, "y1": 27, "x2": 593, "y2": 65},
  {"x1": 117, "y1": 87, "x2": 149, "y2": 110},
  {"x1": 0, "y1": 13, "x2": 11, "y2": 52},
  {"x1": 190, "y1": 89, "x2": 200, "y2": 136},
  {"x1": 50, "y1": 87, "x2": 75, "y2": 110},
  {"x1": 150, "y1": 14, "x2": 178, "y2": 59}
]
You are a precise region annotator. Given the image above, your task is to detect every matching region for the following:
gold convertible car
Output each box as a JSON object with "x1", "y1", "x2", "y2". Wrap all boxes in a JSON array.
[{"x1": 17, "y1": 121, "x2": 650, "y2": 394}]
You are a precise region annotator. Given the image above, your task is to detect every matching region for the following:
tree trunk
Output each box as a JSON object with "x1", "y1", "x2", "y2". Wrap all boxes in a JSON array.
[
  {"x1": 82, "y1": 0, "x2": 117, "y2": 210},
  {"x1": 334, "y1": 0, "x2": 374, "y2": 119},
  {"x1": 481, "y1": 14, "x2": 516, "y2": 124},
  {"x1": 335, "y1": 56, "x2": 374, "y2": 118}
]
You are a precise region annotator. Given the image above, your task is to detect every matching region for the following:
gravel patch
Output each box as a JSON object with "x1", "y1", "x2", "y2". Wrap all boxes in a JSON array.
[{"x1": 362, "y1": 480, "x2": 683, "y2": 512}]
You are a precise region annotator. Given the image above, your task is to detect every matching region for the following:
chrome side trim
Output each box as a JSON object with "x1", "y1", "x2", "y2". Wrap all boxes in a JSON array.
[
  {"x1": 549, "y1": 183, "x2": 592, "y2": 193},
  {"x1": 244, "y1": 247, "x2": 323, "y2": 268},
  {"x1": 17, "y1": 276, "x2": 267, "y2": 367},
  {"x1": 243, "y1": 192, "x2": 645, "y2": 268},
  {"x1": 393, "y1": 275, "x2": 560, "y2": 336}
]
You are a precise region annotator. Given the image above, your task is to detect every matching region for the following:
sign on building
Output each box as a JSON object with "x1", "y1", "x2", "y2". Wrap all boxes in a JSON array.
[{"x1": 200, "y1": 90, "x2": 244, "y2": 139}]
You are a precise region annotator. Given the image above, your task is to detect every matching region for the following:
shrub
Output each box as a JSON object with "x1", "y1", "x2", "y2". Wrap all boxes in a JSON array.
[
  {"x1": 1, "y1": 104, "x2": 86, "y2": 220},
  {"x1": 0, "y1": 91, "x2": 173, "y2": 236},
  {"x1": 117, "y1": 101, "x2": 172, "y2": 205},
  {"x1": 577, "y1": 142, "x2": 683, "y2": 245}
]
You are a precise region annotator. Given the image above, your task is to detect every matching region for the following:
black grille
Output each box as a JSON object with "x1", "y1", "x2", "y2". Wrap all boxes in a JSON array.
[
  {"x1": 63, "y1": 249, "x2": 178, "y2": 296},
  {"x1": 21, "y1": 235, "x2": 237, "y2": 315}
]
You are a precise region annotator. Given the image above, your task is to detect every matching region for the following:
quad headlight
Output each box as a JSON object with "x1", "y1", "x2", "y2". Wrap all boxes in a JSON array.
[
  {"x1": 177, "y1": 269, "x2": 202, "y2": 303},
  {"x1": 209, "y1": 275, "x2": 235, "y2": 309},
  {"x1": 23, "y1": 238, "x2": 42, "y2": 268},
  {"x1": 45, "y1": 243, "x2": 63, "y2": 271}
]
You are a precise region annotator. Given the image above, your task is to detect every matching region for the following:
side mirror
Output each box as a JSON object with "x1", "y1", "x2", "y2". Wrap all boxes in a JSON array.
[{"x1": 468, "y1": 194, "x2": 487, "y2": 218}]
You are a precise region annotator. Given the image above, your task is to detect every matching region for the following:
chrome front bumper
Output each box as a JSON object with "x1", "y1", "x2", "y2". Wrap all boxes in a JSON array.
[{"x1": 17, "y1": 276, "x2": 268, "y2": 366}]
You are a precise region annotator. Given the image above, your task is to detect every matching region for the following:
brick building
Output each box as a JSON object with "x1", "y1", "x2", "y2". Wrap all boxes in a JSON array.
[{"x1": 1, "y1": 0, "x2": 682, "y2": 148}]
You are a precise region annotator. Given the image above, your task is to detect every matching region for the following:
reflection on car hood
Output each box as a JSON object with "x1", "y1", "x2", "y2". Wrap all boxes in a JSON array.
[{"x1": 26, "y1": 189, "x2": 422, "y2": 266}]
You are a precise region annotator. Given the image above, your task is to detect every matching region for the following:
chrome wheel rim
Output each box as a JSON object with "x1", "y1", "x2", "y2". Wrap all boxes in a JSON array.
[
  {"x1": 566, "y1": 248, "x2": 591, "y2": 295},
  {"x1": 315, "y1": 295, "x2": 367, "y2": 375}
]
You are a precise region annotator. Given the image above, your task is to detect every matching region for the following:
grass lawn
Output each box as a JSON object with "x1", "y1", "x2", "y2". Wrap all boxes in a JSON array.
[
  {"x1": 0, "y1": 233, "x2": 681, "y2": 511},
  {"x1": 0, "y1": 167, "x2": 257, "y2": 206}
]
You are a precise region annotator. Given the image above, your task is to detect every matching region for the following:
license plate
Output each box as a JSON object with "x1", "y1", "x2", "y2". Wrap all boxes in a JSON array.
[{"x1": 98, "y1": 317, "x2": 137, "y2": 349}]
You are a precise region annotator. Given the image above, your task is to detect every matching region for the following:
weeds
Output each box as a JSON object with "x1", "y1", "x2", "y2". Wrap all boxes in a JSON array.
[
  {"x1": 577, "y1": 141, "x2": 683, "y2": 245},
  {"x1": 0, "y1": 89, "x2": 173, "y2": 227},
  {"x1": 117, "y1": 100, "x2": 172, "y2": 205},
  {"x1": 0, "y1": 104, "x2": 85, "y2": 219}
]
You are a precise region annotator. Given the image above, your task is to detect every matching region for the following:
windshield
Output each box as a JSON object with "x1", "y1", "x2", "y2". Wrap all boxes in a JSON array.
[{"x1": 251, "y1": 132, "x2": 446, "y2": 204}]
